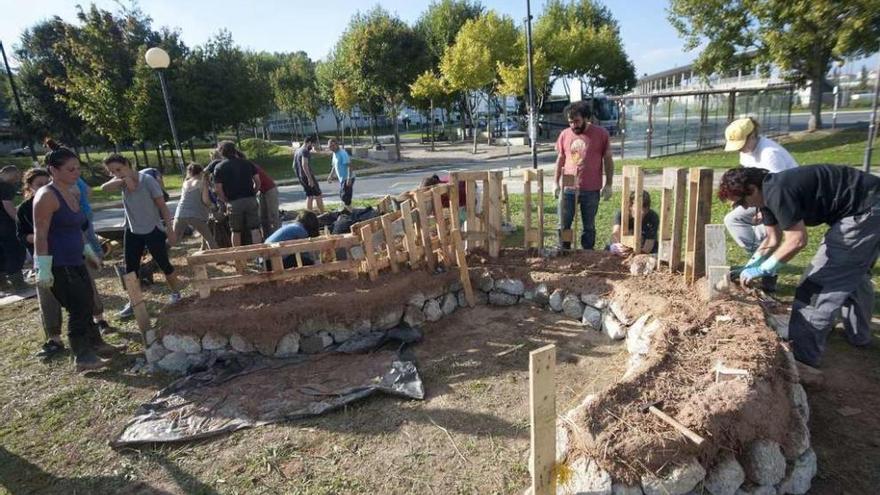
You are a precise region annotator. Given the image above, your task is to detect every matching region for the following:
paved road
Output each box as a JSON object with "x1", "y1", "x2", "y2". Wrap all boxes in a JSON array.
[{"x1": 92, "y1": 110, "x2": 876, "y2": 231}]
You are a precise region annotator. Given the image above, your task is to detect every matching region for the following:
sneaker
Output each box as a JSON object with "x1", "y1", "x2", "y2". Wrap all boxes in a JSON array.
[
  {"x1": 96, "y1": 319, "x2": 117, "y2": 334},
  {"x1": 117, "y1": 303, "x2": 134, "y2": 319},
  {"x1": 36, "y1": 340, "x2": 66, "y2": 358},
  {"x1": 168, "y1": 292, "x2": 182, "y2": 305},
  {"x1": 75, "y1": 353, "x2": 109, "y2": 372}
]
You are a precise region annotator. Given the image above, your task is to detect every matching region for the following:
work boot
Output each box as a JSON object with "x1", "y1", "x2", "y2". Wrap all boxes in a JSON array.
[
  {"x1": 8, "y1": 272, "x2": 28, "y2": 292},
  {"x1": 97, "y1": 319, "x2": 117, "y2": 334},
  {"x1": 87, "y1": 322, "x2": 125, "y2": 357},
  {"x1": 35, "y1": 340, "x2": 66, "y2": 358},
  {"x1": 75, "y1": 352, "x2": 109, "y2": 372}
]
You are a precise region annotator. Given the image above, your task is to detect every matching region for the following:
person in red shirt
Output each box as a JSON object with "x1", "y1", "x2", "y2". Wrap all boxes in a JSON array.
[
  {"x1": 553, "y1": 101, "x2": 614, "y2": 250},
  {"x1": 253, "y1": 164, "x2": 279, "y2": 237}
]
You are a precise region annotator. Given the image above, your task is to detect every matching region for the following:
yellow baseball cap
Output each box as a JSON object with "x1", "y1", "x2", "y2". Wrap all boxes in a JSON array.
[{"x1": 724, "y1": 118, "x2": 755, "y2": 152}]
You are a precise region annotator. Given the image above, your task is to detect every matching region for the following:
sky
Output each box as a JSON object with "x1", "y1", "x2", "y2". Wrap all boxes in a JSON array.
[{"x1": 0, "y1": 0, "x2": 700, "y2": 76}]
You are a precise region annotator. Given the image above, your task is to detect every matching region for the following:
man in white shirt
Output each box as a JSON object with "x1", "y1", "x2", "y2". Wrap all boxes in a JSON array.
[{"x1": 723, "y1": 117, "x2": 798, "y2": 291}]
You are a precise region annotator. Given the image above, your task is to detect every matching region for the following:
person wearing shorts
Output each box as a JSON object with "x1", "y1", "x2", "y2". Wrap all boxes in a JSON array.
[
  {"x1": 327, "y1": 138, "x2": 355, "y2": 209},
  {"x1": 213, "y1": 141, "x2": 262, "y2": 246},
  {"x1": 101, "y1": 154, "x2": 183, "y2": 317},
  {"x1": 293, "y1": 135, "x2": 324, "y2": 213}
]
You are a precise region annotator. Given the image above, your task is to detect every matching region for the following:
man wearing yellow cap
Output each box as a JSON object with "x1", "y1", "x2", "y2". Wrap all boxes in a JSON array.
[{"x1": 723, "y1": 117, "x2": 798, "y2": 291}]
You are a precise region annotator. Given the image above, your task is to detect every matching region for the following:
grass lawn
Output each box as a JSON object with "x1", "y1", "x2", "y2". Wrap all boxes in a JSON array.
[{"x1": 617, "y1": 126, "x2": 872, "y2": 172}]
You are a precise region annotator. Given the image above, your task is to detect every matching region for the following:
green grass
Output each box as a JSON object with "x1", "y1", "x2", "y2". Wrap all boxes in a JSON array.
[
  {"x1": 617, "y1": 126, "x2": 872, "y2": 172},
  {"x1": 503, "y1": 190, "x2": 880, "y2": 303}
]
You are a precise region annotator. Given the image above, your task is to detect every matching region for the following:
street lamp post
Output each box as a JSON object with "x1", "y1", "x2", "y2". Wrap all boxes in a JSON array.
[
  {"x1": 145, "y1": 47, "x2": 185, "y2": 175},
  {"x1": 1, "y1": 40, "x2": 38, "y2": 166},
  {"x1": 524, "y1": 0, "x2": 538, "y2": 170}
]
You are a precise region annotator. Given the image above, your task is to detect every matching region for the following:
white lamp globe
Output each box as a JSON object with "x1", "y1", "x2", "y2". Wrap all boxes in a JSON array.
[{"x1": 145, "y1": 47, "x2": 170, "y2": 69}]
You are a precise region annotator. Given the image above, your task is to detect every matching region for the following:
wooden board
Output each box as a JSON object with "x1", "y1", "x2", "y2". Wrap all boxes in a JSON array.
[
  {"x1": 620, "y1": 166, "x2": 644, "y2": 252},
  {"x1": 191, "y1": 259, "x2": 359, "y2": 291},
  {"x1": 400, "y1": 200, "x2": 421, "y2": 268},
  {"x1": 188, "y1": 235, "x2": 359, "y2": 265},
  {"x1": 381, "y1": 214, "x2": 399, "y2": 273},
  {"x1": 657, "y1": 167, "x2": 687, "y2": 271},
  {"x1": 684, "y1": 168, "x2": 714, "y2": 284},
  {"x1": 487, "y1": 171, "x2": 503, "y2": 258},
  {"x1": 451, "y1": 228, "x2": 476, "y2": 307},
  {"x1": 122, "y1": 272, "x2": 151, "y2": 338},
  {"x1": 537, "y1": 169, "x2": 544, "y2": 250},
  {"x1": 529, "y1": 344, "x2": 557, "y2": 495}
]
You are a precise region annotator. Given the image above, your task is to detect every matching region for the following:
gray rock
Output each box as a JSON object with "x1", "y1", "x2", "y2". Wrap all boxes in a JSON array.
[
  {"x1": 186, "y1": 352, "x2": 209, "y2": 368},
  {"x1": 489, "y1": 291, "x2": 518, "y2": 306},
  {"x1": 627, "y1": 316, "x2": 660, "y2": 355},
  {"x1": 201, "y1": 332, "x2": 228, "y2": 351},
  {"x1": 403, "y1": 305, "x2": 426, "y2": 327},
  {"x1": 275, "y1": 333, "x2": 300, "y2": 357},
  {"x1": 230, "y1": 333, "x2": 254, "y2": 353},
  {"x1": 349, "y1": 246, "x2": 365, "y2": 260},
  {"x1": 703, "y1": 454, "x2": 745, "y2": 495},
  {"x1": 641, "y1": 457, "x2": 706, "y2": 495},
  {"x1": 556, "y1": 419, "x2": 569, "y2": 462},
  {"x1": 581, "y1": 293, "x2": 608, "y2": 309},
  {"x1": 603, "y1": 313, "x2": 626, "y2": 340},
  {"x1": 790, "y1": 383, "x2": 809, "y2": 423},
  {"x1": 581, "y1": 306, "x2": 603, "y2": 330},
  {"x1": 423, "y1": 299, "x2": 444, "y2": 322},
  {"x1": 352, "y1": 319, "x2": 372, "y2": 334},
  {"x1": 734, "y1": 485, "x2": 776, "y2": 495},
  {"x1": 475, "y1": 290, "x2": 489, "y2": 305},
  {"x1": 495, "y1": 278, "x2": 525, "y2": 296},
  {"x1": 329, "y1": 326, "x2": 354, "y2": 344},
  {"x1": 609, "y1": 300, "x2": 633, "y2": 325},
  {"x1": 157, "y1": 351, "x2": 191, "y2": 375},
  {"x1": 441, "y1": 293, "x2": 458, "y2": 315},
  {"x1": 301, "y1": 331, "x2": 334, "y2": 354},
  {"x1": 449, "y1": 280, "x2": 463, "y2": 292},
  {"x1": 562, "y1": 293, "x2": 585, "y2": 319},
  {"x1": 457, "y1": 290, "x2": 468, "y2": 308},
  {"x1": 611, "y1": 484, "x2": 644, "y2": 495},
  {"x1": 560, "y1": 456, "x2": 612, "y2": 495},
  {"x1": 298, "y1": 319, "x2": 327, "y2": 337},
  {"x1": 145, "y1": 342, "x2": 169, "y2": 363},
  {"x1": 254, "y1": 338, "x2": 277, "y2": 357},
  {"x1": 476, "y1": 275, "x2": 494, "y2": 293},
  {"x1": 743, "y1": 440, "x2": 786, "y2": 486},
  {"x1": 523, "y1": 288, "x2": 536, "y2": 302},
  {"x1": 373, "y1": 307, "x2": 404, "y2": 330},
  {"x1": 162, "y1": 334, "x2": 201, "y2": 354},
  {"x1": 407, "y1": 292, "x2": 426, "y2": 308},
  {"x1": 145, "y1": 329, "x2": 158, "y2": 346},
  {"x1": 549, "y1": 289, "x2": 565, "y2": 312},
  {"x1": 534, "y1": 284, "x2": 550, "y2": 306},
  {"x1": 777, "y1": 448, "x2": 817, "y2": 495},
  {"x1": 767, "y1": 312, "x2": 790, "y2": 340},
  {"x1": 785, "y1": 414, "x2": 811, "y2": 459}
]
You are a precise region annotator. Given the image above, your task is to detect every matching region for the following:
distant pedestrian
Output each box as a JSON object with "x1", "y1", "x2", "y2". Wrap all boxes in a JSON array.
[
  {"x1": 723, "y1": 117, "x2": 799, "y2": 292},
  {"x1": 293, "y1": 136, "x2": 324, "y2": 213},
  {"x1": 140, "y1": 167, "x2": 171, "y2": 202},
  {"x1": 0, "y1": 165, "x2": 26, "y2": 292},
  {"x1": 172, "y1": 163, "x2": 218, "y2": 250},
  {"x1": 327, "y1": 138, "x2": 355, "y2": 209},
  {"x1": 254, "y1": 163, "x2": 280, "y2": 237},
  {"x1": 101, "y1": 154, "x2": 183, "y2": 317},
  {"x1": 553, "y1": 100, "x2": 614, "y2": 250},
  {"x1": 33, "y1": 145, "x2": 121, "y2": 371},
  {"x1": 213, "y1": 141, "x2": 263, "y2": 246}
]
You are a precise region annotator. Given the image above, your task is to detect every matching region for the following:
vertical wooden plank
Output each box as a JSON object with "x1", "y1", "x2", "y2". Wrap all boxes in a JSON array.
[
  {"x1": 295, "y1": 252, "x2": 304, "y2": 268},
  {"x1": 684, "y1": 168, "x2": 714, "y2": 284},
  {"x1": 415, "y1": 189, "x2": 436, "y2": 271},
  {"x1": 560, "y1": 174, "x2": 576, "y2": 245},
  {"x1": 193, "y1": 264, "x2": 211, "y2": 299},
  {"x1": 270, "y1": 255, "x2": 285, "y2": 273},
  {"x1": 632, "y1": 167, "x2": 644, "y2": 253},
  {"x1": 620, "y1": 166, "x2": 634, "y2": 245},
  {"x1": 529, "y1": 344, "x2": 557, "y2": 495},
  {"x1": 381, "y1": 213, "x2": 399, "y2": 274},
  {"x1": 487, "y1": 171, "x2": 503, "y2": 258},
  {"x1": 708, "y1": 265, "x2": 731, "y2": 300},
  {"x1": 122, "y1": 272, "x2": 151, "y2": 339},
  {"x1": 502, "y1": 183, "x2": 511, "y2": 223},
  {"x1": 361, "y1": 223, "x2": 379, "y2": 280},
  {"x1": 480, "y1": 176, "x2": 490, "y2": 246},
  {"x1": 537, "y1": 169, "x2": 545, "y2": 250},
  {"x1": 432, "y1": 185, "x2": 451, "y2": 262},
  {"x1": 465, "y1": 179, "x2": 478, "y2": 249},
  {"x1": 448, "y1": 176, "x2": 461, "y2": 230},
  {"x1": 670, "y1": 168, "x2": 687, "y2": 272},
  {"x1": 451, "y1": 228, "x2": 476, "y2": 307},
  {"x1": 400, "y1": 200, "x2": 420, "y2": 267}
]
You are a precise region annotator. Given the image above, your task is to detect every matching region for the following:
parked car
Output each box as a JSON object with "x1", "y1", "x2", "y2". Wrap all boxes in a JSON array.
[{"x1": 9, "y1": 145, "x2": 33, "y2": 157}]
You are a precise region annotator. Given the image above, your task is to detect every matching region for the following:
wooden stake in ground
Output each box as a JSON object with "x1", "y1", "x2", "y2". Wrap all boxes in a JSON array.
[
  {"x1": 487, "y1": 170, "x2": 503, "y2": 258},
  {"x1": 122, "y1": 272, "x2": 150, "y2": 343},
  {"x1": 522, "y1": 168, "x2": 545, "y2": 250},
  {"x1": 620, "y1": 166, "x2": 644, "y2": 252},
  {"x1": 529, "y1": 344, "x2": 557, "y2": 495},
  {"x1": 451, "y1": 228, "x2": 476, "y2": 307},
  {"x1": 658, "y1": 167, "x2": 687, "y2": 272},
  {"x1": 684, "y1": 167, "x2": 714, "y2": 284},
  {"x1": 559, "y1": 174, "x2": 576, "y2": 247}
]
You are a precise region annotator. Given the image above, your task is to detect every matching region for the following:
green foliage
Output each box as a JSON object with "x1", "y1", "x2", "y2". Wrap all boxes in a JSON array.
[
  {"x1": 668, "y1": 0, "x2": 880, "y2": 129},
  {"x1": 409, "y1": 70, "x2": 449, "y2": 111},
  {"x1": 415, "y1": 0, "x2": 485, "y2": 66},
  {"x1": 239, "y1": 138, "x2": 282, "y2": 159},
  {"x1": 534, "y1": 0, "x2": 636, "y2": 95}
]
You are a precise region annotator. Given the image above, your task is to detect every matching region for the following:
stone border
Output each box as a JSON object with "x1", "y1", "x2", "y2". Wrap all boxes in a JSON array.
[{"x1": 144, "y1": 274, "x2": 815, "y2": 494}]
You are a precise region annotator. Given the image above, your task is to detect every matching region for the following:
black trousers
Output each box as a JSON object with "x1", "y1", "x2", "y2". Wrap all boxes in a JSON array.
[
  {"x1": 124, "y1": 228, "x2": 174, "y2": 275},
  {"x1": 50, "y1": 265, "x2": 98, "y2": 356},
  {"x1": 0, "y1": 231, "x2": 25, "y2": 276}
]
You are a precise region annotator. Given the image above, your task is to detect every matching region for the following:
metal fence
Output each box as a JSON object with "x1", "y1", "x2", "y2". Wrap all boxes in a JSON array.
[{"x1": 611, "y1": 85, "x2": 794, "y2": 159}]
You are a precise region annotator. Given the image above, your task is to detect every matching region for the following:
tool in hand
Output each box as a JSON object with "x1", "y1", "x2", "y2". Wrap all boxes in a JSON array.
[{"x1": 639, "y1": 400, "x2": 705, "y2": 446}]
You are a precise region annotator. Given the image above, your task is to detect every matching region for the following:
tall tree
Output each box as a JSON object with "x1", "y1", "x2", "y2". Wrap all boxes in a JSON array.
[
  {"x1": 338, "y1": 7, "x2": 429, "y2": 160},
  {"x1": 410, "y1": 70, "x2": 450, "y2": 151},
  {"x1": 440, "y1": 11, "x2": 518, "y2": 153},
  {"x1": 415, "y1": 0, "x2": 485, "y2": 67},
  {"x1": 534, "y1": 0, "x2": 635, "y2": 96},
  {"x1": 669, "y1": 0, "x2": 880, "y2": 130},
  {"x1": 316, "y1": 53, "x2": 345, "y2": 137}
]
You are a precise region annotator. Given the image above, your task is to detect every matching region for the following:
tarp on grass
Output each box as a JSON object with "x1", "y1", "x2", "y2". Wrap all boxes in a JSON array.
[{"x1": 112, "y1": 332, "x2": 424, "y2": 447}]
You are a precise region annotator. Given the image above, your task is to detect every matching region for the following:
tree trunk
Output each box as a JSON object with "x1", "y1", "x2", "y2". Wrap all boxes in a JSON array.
[
  {"x1": 83, "y1": 146, "x2": 92, "y2": 164},
  {"x1": 313, "y1": 118, "x2": 320, "y2": 149},
  {"x1": 430, "y1": 99, "x2": 435, "y2": 152},
  {"x1": 141, "y1": 142, "x2": 149, "y2": 166},
  {"x1": 132, "y1": 143, "x2": 140, "y2": 168},
  {"x1": 189, "y1": 139, "x2": 196, "y2": 162},
  {"x1": 808, "y1": 77, "x2": 824, "y2": 131},
  {"x1": 369, "y1": 116, "x2": 376, "y2": 145},
  {"x1": 156, "y1": 146, "x2": 164, "y2": 173},
  {"x1": 235, "y1": 126, "x2": 241, "y2": 147},
  {"x1": 487, "y1": 94, "x2": 493, "y2": 147},
  {"x1": 469, "y1": 93, "x2": 478, "y2": 154},
  {"x1": 390, "y1": 101, "x2": 402, "y2": 161}
]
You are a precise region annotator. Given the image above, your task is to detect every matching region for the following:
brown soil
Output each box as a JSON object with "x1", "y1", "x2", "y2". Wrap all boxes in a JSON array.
[{"x1": 568, "y1": 272, "x2": 796, "y2": 484}]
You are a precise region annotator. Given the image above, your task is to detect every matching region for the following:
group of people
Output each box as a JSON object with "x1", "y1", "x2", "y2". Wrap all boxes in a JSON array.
[{"x1": 554, "y1": 100, "x2": 879, "y2": 368}]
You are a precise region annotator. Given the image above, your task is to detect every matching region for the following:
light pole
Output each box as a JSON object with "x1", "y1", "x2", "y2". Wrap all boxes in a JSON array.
[
  {"x1": 524, "y1": 0, "x2": 538, "y2": 170},
  {"x1": 145, "y1": 47, "x2": 185, "y2": 174},
  {"x1": 1, "y1": 40, "x2": 38, "y2": 166},
  {"x1": 864, "y1": 49, "x2": 880, "y2": 174}
]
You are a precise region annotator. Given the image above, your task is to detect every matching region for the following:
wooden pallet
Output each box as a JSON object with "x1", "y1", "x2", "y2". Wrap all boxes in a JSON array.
[
  {"x1": 620, "y1": 165, "x2": 644, "y2": 252},
  {"x1": 447, "y1": 170, "x2": 504, "y2": 258},
  {"x1": 522, "y1": 168, "x2": 545, "y2": 250},
  {"x1": 657, "y1": 167, "x2": 687, "y2": 272},
  {"x1": 684, "y1": 167, "x2": 714, "y2": 284}
]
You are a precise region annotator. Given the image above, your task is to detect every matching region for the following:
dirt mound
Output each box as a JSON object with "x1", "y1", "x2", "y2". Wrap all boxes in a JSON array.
[
  {"x1": 569, "y1": 272, "x2": 795, "y2": 483},
  {"x1": 159, "y1": 269, "x2": 459, "y2": 345}
]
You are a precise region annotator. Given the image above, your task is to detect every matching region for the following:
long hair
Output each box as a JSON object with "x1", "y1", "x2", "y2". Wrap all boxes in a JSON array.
[
  {"x1": 217, "y1": 141, "x2": 245, "y2": 160},
  {"x1": 23, "y1": 168, "x2": 51, "y2": 199},
  {"x1": 297, "y1": 210, "x2": 320, "y2": 237}
]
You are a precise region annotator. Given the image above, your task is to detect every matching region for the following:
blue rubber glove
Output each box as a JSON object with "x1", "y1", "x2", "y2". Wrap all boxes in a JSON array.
[
  {"x1": 740, "y1": 257, "x2": 784, "y2": 285},
  {"x1": 36, "y1": 255, "x2": 54, "y2": 289},
  {"x1": 739, "y1": 266, "x2": 768, "y2": 284},
  {"x1": 744, "y1": 250, "x2": 768, "y2": 269},
  {"x1": 83, "y1": 243, "x2": 102, "y2": 267}
]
